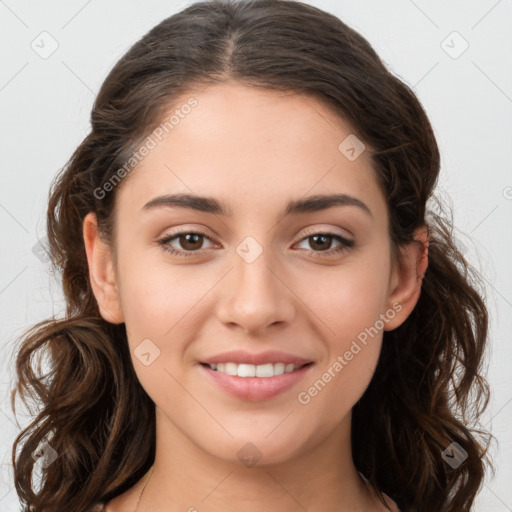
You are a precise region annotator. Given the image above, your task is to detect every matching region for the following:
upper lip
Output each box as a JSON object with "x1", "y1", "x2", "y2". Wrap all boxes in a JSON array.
[{"x1": 201, "y1": 350, "x2": 313, "y2": 366}]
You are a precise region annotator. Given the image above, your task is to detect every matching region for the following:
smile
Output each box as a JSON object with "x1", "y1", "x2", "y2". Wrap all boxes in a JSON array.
[
  {"x1": 200, "y1": 362, "x2": 314, "y2": 401},
  {"x1": 206, "y1": 362, "x2": 306, "y2": 378}
]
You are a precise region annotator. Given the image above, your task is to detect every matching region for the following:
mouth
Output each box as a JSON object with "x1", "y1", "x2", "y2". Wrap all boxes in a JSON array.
[
  {"x1": 200, "y1": 361, "x2": 313, "y2": 378},
  {"x1": 199, "y1": 361, "x2": 315, "y2": 401}
]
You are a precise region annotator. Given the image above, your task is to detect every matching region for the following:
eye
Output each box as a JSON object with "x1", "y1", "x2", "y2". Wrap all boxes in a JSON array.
[
  {"x1": 295, "y1": 230, "x2": 354, "y2": 257},
  {"x1": 158, "y1": 230, "x2": 215, "y2": 258}
]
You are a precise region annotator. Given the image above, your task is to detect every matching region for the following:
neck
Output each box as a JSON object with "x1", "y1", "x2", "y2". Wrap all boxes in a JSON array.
[{"x1": 127, "y1": 407, "x2": 382, "y2": 512}]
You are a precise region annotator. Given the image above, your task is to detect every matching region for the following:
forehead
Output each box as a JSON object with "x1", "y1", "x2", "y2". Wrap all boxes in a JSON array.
[{"x1": 115, "y1": 81, "x2": 386, "y2": 222}]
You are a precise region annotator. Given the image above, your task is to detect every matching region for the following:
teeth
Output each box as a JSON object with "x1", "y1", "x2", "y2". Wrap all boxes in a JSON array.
[
  {"x1": 225, "y1": 362, "x2": 237, "y2": 376},
  {"x1": 208, "y1": 362, "x2": 303, "y2": 377},
  {"x1": 273, "y1": 362, "x2": 285, "y2": 375},
  {"x1": 256, "y1": 363, "x2": 273, "y2": 377}
]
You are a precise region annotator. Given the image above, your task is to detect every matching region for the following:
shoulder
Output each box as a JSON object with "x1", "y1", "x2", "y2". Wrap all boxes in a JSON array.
[{"x1": 382, "y1": 491, "x2": 402, "y2": 512}]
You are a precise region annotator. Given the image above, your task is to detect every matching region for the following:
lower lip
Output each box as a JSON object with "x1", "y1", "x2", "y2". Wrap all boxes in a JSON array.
[{"x1": 200, "y1": 363, "x2": 314, "y2": 401}]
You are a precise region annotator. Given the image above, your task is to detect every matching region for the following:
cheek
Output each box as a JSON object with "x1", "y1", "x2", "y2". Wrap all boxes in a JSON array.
[
  {"x1": 300, "y1": 253, "x2": 392, "y2": 340},
  {"x1": 294, "y1": 335, "x2": 381, "y2": 447},
  {"x1": 116, "y1": 243, "x2": 204, "y2": 339},
  {"x1": 115, "y1": 247, "x2": 229, "y2": 399},
  {"x1": 296, "y1": 272, "x2": 387, "y2": 425},
  {"x1": 294, "y1": 253, "x2": 391, "y2": 406}
]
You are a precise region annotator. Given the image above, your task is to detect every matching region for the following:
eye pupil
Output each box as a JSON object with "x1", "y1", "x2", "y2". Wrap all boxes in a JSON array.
[
  {"x1": 181, "y1": 233, "x2": 203, "y2": 250},
  {"x1": 310, "y1": 234, "x2": 331, "y2": 251}
]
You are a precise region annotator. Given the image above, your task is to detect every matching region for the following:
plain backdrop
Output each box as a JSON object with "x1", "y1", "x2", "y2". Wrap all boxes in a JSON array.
[{"x1": 1, "y1": 1, "x2": 511, "y2": 510}]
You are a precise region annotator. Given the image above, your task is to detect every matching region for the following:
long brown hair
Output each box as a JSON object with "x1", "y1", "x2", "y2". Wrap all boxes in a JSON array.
[{"x1": 11, "y1": 1, "x2": 492, "y2": 510}]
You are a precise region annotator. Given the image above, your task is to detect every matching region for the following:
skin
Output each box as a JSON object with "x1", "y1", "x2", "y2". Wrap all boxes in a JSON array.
[{"x1": 83, "y1": 80, "x2": 428, "y2": 512}]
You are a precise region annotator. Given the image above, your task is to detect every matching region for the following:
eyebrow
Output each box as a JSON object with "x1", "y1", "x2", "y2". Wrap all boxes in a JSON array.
[{"x1": 142, "y1": 192, "x2": 373, "y2": 218}]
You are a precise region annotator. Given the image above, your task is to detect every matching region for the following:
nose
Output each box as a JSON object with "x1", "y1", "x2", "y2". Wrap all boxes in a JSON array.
[{"x1": 215, "y1": 240, "x2": 296, "y2": 335}]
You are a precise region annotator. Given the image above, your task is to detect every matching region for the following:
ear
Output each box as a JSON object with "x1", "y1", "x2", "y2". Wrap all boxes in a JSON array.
[
  {"x1": 384, "y1": 225, "x2": 429, "y2": 331},
  {"x1": 83, "y1": 212, "x2": 124, "y2": 324}
]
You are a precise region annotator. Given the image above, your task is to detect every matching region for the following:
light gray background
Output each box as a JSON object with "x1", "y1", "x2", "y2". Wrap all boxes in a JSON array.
[{"x1": 1, "y1": 1, "x2": 511, "y2": 510}]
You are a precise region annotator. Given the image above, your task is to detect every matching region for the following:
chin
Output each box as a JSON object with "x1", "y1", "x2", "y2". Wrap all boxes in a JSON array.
[{"x1": 199, "y1": 429, "x2": 312, "y2": 468}]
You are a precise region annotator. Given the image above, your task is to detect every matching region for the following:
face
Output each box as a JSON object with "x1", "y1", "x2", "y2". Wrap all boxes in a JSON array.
[{"x1": 84, "y1": 80, "x2": 424, "y2": 467}]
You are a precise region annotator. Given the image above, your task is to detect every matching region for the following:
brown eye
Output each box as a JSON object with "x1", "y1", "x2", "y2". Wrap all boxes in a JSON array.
[
  {"x1": 177, "y1": 233, "x2": 204, "y2": 251},
  {"x1": 296, "y1": 231, "x2": 354, "y2": 257},
  {"x1": 158, "y1": 230, "x2": 215, "y2": 257},
  {"x1": 308, "y1": 234, "x2": 335, "y2": 251}
]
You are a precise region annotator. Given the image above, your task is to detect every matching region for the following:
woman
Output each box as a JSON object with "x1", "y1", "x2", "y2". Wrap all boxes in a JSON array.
[{"x1": 11, "y1": 1, "x2": 491, "y2": 511}]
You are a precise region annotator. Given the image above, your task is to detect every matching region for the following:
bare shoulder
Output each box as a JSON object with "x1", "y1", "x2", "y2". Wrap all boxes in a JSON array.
[
  {"x1": 101, "y1": 486, "x2": 139, "y2": 512},
  {"x1": 85, "y1": 490, "x2": 132, "y2": 512},
  {"x1": 382, "y1": 491, "x2": 401, "y2": 511}
]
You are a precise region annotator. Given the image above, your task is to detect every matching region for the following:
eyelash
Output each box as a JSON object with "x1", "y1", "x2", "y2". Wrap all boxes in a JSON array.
[{"x1": 157, "y1": 228, "x2": 354, "y2": 259}]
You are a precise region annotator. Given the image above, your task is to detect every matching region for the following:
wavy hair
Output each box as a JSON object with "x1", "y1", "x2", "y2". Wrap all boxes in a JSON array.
[{"x1": 11, "y1": 1, "x2": 492, "y2": 511}]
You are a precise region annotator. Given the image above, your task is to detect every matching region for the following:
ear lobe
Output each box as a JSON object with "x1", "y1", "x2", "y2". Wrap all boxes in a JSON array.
[
  {"x1": 384, "y1": 226, "x2": 429, "y2": 331},
  {"x1": 83, "y1": 212, "x2": 124, "y2": 324}
]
